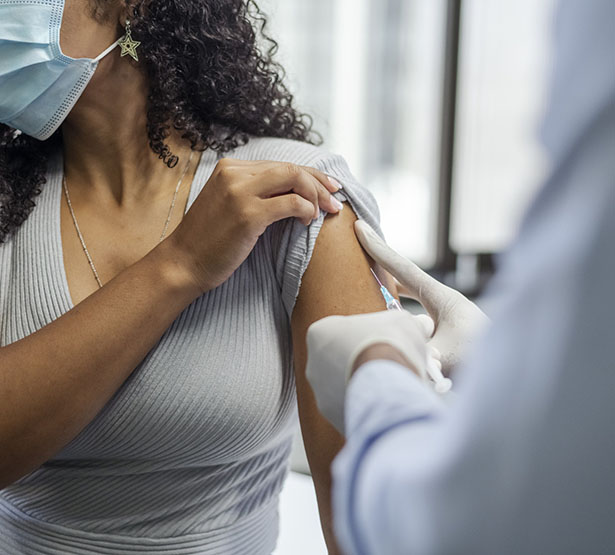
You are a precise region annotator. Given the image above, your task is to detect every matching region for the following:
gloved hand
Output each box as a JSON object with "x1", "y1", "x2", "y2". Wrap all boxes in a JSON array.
[
  {"x1": 305, "y1": 310, "x2": 435, "y2": 434},
  {"x1": 354, "y1": 220, "x2": 489, "y2": 374}
]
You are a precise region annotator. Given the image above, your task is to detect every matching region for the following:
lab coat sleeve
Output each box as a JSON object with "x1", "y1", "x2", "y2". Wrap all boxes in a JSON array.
[{"x1": 333, "y1": 360, "x2": 446, "y2": 555}]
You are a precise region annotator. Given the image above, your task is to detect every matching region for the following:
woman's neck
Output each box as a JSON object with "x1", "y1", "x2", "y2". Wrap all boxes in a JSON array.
[{"x1": 61, "y1": 52, "x2": 193, "y2": 207}]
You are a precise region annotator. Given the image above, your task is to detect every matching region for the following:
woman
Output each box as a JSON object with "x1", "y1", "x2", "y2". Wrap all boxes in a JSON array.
[{"x1": 0, "y1": 0, "x2": 387, "y2": 553}]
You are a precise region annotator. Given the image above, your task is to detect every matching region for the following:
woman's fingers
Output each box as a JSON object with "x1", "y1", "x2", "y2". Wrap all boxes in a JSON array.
[
  {"x1": 247, "y1": 164, "x2": 342, "y2": 216},
  {"x1": 295, "y1": 166, "x2": 344, "y2": 214},
  {"x1": 220, "y1": 158, "x2": 342, "y2": 193},
  {"x1": 248, "y1": 160, "x2": 342, "y2": 194},
  {"x1": 299, "y1": 165, "x2": 343, "y2": 194},
  {"x1": 263, "y1": 195, "x2": 319, "y2": 226},
  {"x1": 313, "y1": 180, "x2": 344, "y2": 215},
  {"x1": 212, "y1": 157, "x2": 345, "y2": 224}
]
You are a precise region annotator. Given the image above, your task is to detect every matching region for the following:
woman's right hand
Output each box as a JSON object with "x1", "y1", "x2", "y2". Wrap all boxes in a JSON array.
[{"x1": 166, "y1": 157, "x2": 344, "y2": 294}]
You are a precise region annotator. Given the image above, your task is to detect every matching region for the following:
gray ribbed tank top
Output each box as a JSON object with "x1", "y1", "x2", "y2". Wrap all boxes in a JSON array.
[{"x1": 0, "y1": 136, "x2": 381, "y2": 554}]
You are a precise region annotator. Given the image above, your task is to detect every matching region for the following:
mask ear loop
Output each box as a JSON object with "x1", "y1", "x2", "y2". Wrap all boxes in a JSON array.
[{"x1": 91, "y1": 37, "x2": 123, "y2": 64}]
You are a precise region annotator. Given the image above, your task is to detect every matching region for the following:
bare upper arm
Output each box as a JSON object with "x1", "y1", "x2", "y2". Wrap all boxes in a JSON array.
[
  {"x1": 290, "y1": 205, "x2": 389, "y2": 551},
  {"x1": 291, "y1": 204, "x2": 390, "y2": 431},
  {"x1": 292, "y1": 206, "x2": 387, "y2": 334}
]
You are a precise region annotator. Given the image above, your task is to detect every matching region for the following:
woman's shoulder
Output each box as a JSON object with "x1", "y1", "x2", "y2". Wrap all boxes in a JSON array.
[
  {"x1": 237, "y1": 135, "x2": 381, "y2": 226},
  {"x1": 231, "y1": 136, "x2": 368, "y2": 197},
  {"x1": 248, "y1": 137, "x2": 383, "y2": 317},
  {"x1": 231, "y1": 136, "x2": 337, "y2": 168}
]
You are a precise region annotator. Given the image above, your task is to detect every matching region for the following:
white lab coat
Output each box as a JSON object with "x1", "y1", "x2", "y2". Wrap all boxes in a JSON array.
[{"x1": 331, "y1": 1, "x2": 615, "y2": 553}]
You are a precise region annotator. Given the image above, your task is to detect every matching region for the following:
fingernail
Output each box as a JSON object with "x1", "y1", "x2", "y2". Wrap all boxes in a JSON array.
[
  {"x1": 332, "y1": 197, "x2": 344, "y2": 211},
  {"x1": 328, "y1": 176, "x2": 343, "y2": 190}
]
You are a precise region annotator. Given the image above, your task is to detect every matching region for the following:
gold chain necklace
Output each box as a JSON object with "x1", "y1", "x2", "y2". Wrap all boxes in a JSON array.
[{"x1": 62, "y1": 151, "x2": 194, "y2": 289}]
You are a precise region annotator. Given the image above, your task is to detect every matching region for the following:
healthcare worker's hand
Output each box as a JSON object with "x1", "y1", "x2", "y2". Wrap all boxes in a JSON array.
[
  {"x1": 168, "y1": 158, "x2": 343, "y2": 294},
  {"x1": 306, "y1": 310, "x2": 435, "y2": 434},
  {"x1": 354, "y1": 220, "x2": 489, "y2": 373}
]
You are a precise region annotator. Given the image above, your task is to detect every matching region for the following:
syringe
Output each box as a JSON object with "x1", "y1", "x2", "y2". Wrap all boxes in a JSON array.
[
  {"x1": 370, "y1": 268, "x2": 403, "y2": 311},
  {"x1": 370, "y1": 267, "x2": 452, "y2": 394}
]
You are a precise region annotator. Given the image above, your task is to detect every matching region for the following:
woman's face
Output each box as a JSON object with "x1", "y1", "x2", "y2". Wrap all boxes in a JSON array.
[{"x1": 59, "y1": 0, "x2": 121, "y2": 59}]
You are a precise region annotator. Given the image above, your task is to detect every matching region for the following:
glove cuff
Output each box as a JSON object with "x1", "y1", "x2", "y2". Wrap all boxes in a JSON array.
[{"x1": 345, "y1": 335, "x2": 428, "y2": 386}]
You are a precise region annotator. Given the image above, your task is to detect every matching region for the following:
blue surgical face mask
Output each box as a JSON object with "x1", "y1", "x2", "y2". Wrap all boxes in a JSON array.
[{"x1": 0, "y1": 0, "x2": 121, "y2": 140}]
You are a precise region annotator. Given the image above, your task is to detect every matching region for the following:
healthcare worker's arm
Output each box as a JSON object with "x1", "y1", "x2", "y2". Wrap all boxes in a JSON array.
[
  {"x1": 291, "y1": 206, "x2": 388, "y2": 554},
  {"x1": 329, "y1": 2, "x2": 615, "y2": 553}
]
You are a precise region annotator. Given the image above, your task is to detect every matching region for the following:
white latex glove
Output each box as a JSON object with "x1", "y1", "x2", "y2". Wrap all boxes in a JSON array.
[
  {"x1": 306, "y1": 310, "x2": 436, "y2": 434},
  {"x1": 354, "y1": 220, "x2": 490, "y2": 373}
]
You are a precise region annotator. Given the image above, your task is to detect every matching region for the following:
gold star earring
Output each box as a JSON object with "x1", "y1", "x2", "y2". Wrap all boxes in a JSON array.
[{"x1": 118, "y1": 20, "x2": 141, "y2": 62}]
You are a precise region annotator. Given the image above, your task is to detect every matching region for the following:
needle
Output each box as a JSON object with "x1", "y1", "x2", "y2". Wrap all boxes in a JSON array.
[
  {"x1": 370, "y1": 267, "x2": 384, "y2": 287},
  {"x1": 370, "y1": 268, "x2": 403, "y2": 311}
]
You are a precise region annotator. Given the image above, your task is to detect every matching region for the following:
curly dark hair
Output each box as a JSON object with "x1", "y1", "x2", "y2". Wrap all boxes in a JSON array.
[{"x1": 0, "y1": 0, "x2": 321, "y2": 243}]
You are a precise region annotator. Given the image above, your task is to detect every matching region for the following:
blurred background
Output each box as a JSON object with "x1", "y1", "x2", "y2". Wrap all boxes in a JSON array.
[{"x1": 262, "y1": 1, "x2": 558, "y2": 553}]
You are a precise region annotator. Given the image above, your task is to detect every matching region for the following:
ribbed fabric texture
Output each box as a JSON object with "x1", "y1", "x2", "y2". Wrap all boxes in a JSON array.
[{"x1": 0, "y1": 136, "x2": 381, "y2": 554}]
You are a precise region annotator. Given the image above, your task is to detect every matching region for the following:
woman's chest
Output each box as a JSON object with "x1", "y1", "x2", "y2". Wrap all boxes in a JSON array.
[
  {"x1": 59, "y1": 184, "x2": 193, "y2": 306},
  {"x1": 2, "y1": 228, "x2": 297, "y2": 465},
  {"x1": 63, "y1": 273, "x2": 296, "y2": 464}
]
